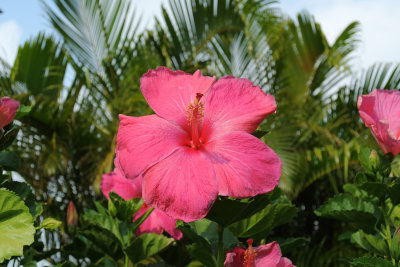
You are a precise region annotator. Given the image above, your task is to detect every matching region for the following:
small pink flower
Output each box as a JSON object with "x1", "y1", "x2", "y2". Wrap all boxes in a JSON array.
[
  {"x1": 101, "y1": 169, "x2": 183, "y2": 240},
  {"x1": 224, "y1": 239, "x2": 295, "y2": 267},
  {"x1": 67, "y1": 201, "x2": 78, "y2": 227},
  {"x1": 115, "y1": 67, "x2": 281, "y2": 222},
  {"x1": 358, "y1": 89, "x2": 400, "y2": 155},
  {"x1": 0, "y1": 97, "x2": 20, "y2": 129}
]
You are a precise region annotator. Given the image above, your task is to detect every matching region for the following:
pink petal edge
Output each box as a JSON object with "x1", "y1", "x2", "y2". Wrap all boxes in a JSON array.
[
  {"x1": 142, "y1": 146, "x2": 218, "y2": 222},
  {"x1": 204, "y1": 131, "x2": 281, "y2": 198},
  {"x1": 201, "y1": 76, "x2": 277, "y2": 142}
]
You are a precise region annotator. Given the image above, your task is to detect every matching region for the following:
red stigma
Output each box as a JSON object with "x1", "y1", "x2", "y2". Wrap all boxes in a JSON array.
[{"x1": 196, "y1": 93, "x2": 203, "y2": 101}]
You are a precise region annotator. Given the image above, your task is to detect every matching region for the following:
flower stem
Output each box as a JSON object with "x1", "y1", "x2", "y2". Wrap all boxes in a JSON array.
[{"x1": 217, "y1": 224, "x2": 225, "y2": 267}]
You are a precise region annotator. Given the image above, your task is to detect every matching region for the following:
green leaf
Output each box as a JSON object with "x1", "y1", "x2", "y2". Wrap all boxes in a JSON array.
[
  {"x1": 206, "y1": 188, "x2": 281, "y2": 227},
  {"x1": 38, "y1": 217, "x2": 62, "y2": 230},
  {"x1": 126, "y1": 233, "x2": 173, "y2": 264},
  {"x1": 390, "y1": 204, "x2": 400, "y2": 228},
  {"x1": 189, "y1": 219, "x2": 238, "y2": 252},
  {"x1": 358, "y1": 147, "x2": 373, "y2": 173},
  {"x1": 14, "y1": 105, "x2": 32, "y2": 120},
  {"x1": 350, "y1": 230, "x2": 389, "y2": 256},
  {"x1": 357, "y1": 182, "x2": 387, "y2": 199},
  {"x1": 108, "y1": 192, "x2": 142, "y2": 222},
  {"x1": 80, "y1": 225, "x2": 123, "y2": 260},
  {"x1": 389, "y1": 182, "x2": 400, "y2": 206},
  {"x1": 276, "y1": 237, "x2": 309, "y2": 254},
  {"x1": 82, "y1": 206, "x2": 122, "y2": 243},
  {"x1": 350, "y1": 256, "x2": 395, "y2": 267},
  {"x1": 0, "y1": 126, "x2": 19, "y2": 151},
  {"x1": 2, "y1": 181, "x2": 38, "y2": 218},
  {"x1": 0, "y1": 151, "x2": 20, "y2": 171},
  {"x1": 314, "y1": 193, "x2": 380, "y2": 232},
  {"x1": 252, "y1": 130, "x2": 269, "y2": 139},
  {"x1": 0, "y1": 189, "x2": 35, "y2": 263},
  {"x1": 228, "y1": 202, "x2": 297, "y2": 238},
  {"x1": 391, "y1": 231, "x2": 400, "y2": 261},
  {"x1": 178, "y1": 226, "x2": 217, "y2": 267}
]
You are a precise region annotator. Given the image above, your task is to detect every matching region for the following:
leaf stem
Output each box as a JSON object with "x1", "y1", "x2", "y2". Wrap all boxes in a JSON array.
[{"x1": 217, "y1": 224, "x2": 225, "y2": 267}]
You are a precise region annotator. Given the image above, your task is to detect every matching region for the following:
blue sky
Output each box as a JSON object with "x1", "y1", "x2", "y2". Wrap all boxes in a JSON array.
[{"x1": 1, "y1": 0, "x2": 399, "y2": 71}]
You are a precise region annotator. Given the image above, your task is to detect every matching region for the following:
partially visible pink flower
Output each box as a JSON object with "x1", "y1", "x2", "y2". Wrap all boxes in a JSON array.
[
  {"x1": 101, "y1": 170, "x2": 182, "y2": 240},
  {"x1": 115, "y1": 67, "x2": 282, "y2": 222},
  {"x1": 358, "y1": 89, "x2": 400, "y2": 155},
  {"x1": 0, "y1": 97, "x2": 20, "y2": 129},
  {"x1": 67, "y1": 201, "x2": 78, "y2": 227},
  {"x1": 224, "y1": 239, "x2": 295, "y2": 267}
]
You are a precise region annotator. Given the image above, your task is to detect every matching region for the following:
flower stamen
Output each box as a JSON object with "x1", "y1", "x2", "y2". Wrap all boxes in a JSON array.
[
  {"x1": 244, "y1": 239, "x2": 257, "y2": 267},
  {"x1": 186, "y1": 93, "x2": 204, "y2": 149}
]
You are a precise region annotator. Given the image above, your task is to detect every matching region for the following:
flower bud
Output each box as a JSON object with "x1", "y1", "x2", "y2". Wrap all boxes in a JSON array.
[{"x1": 67, "y1": 201, "x2": 78, "y2": 227}]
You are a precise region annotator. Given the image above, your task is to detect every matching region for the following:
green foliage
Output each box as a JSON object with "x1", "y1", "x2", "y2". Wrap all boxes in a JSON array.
[
  {"x1": 350, "y1": 256, "x2": 395, "y2": 267},
  {"x1": 315, "y1": 193, "x2": 380, "y2": 233},
  {"x1": 206, "y1": 187, "x2": 281, "y2": 227},
  {"x1": 126, "y1": 233, "x2": 173, "y2": 264},
  {"x1": 350, "y1": 230, "x2": 389, "y2": 256},
  {"x1": 0, "y1": 151, "x2": 20, "y2": 171},
  {"x1": 108, "y1": 192, "x2": 143, "y2": 223},
  {"x1": 229, "y1": 199, "x2": 297, "y2": 238},
  {"x1": 0, "y1": 125, "x2": 19, "y2": 151},
  {"x1": 179, "y1": 225, "x2": 217, "y2": 267},
  {"x1": 0, "y1": 189, "x2": 35, "y2": 262}
]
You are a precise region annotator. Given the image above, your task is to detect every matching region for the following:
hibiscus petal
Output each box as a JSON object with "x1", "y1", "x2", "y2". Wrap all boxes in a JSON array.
[
  {"x1": 140, "y1": 67, "x2": 216, "y2": 131},
  {"x1": 115, "y1": 114, "x2": 189, "y2": 179},
  {"x1": 276, "y1": 257, "x2": 295, "y2": 267},
  {"x1": 143, "y1": 147, "x2": 218, "y2": 222},
  {"x1": 0, "y1": 97, "x2": 20, "y2": 129},
  {"x1": 204, "y1": 131, "x2": 281, "y2": 198},
  {"x1": 224, "y1": 247, "x2": 246, "y2": 267},
  {"x1": 133, "y1": 204, "x2": 163, "y2": 236},
  {"x1": 201, "y1": 76, "x2": 276, "y2": 141},
  {"x1": 152, "y1": 209, "x2": 183, "y2": 240},
  {"x1": 255, "y1": 242, "x2": 283, "y2": 266},
  {"x1": 358, "y1": 89, "x2": 400, "y2": 155},
  {"x1": 133, "y1": 204, "x2": 183, "y2": 240},
  {"x1": 101, "y1": 170, "x2": 141, "y2": 200}
]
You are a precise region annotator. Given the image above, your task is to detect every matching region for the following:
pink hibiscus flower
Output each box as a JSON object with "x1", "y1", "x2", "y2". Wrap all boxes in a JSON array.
[
  {"x1": 224, "y1": 239, "x2": 295, "y2": 267},
  {"x1": 0, "y1": 97, "x2": 20, "y2": 129},
  {"x1": 115, "y1": 67, "x2": 281, "y2": 222},
  {"x1": 358, "y1": 89, "x2": 400, "y2": 156},
  {"x1": 101, "y1": 169, "x2": 182, "y2": 240}
]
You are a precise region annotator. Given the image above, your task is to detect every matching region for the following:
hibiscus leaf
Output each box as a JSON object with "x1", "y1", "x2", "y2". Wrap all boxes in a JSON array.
[
  {"x1": 350, "y1": 230, "x2": 389, "y2": 256},
  {"x1": 206, "y1": 188, "x2": 281, "y2": 227},
  {"x1": 228, "y1": 202, "x2": 297, "y2": 238},
  {"x1": 1, "y1": 181, "x2": 38, "y2": 218},
  {"x1": 0, "y1": 189, "x2": 35, "y2": 263},
  {"x1": 108, "y1": 192, "x2": 142, "y2": 222},
  {"x1": 82, "y1": 208, "x2": 123, "y2": 244},
  {"x1": 389, "y1": 182, "x2": 400, "y2": 206},
  {"x1": 350, "y1": 256, "x2": 395, "y2": 267},
  {"x1": 126, "y1": 233, "x2": 173, "y2": 264},
  {"x1": 252, "y1": 130, "x2": 269, "y2": 139},
  {"x1": 314, "y1": 193, "x2": 381, "y2": 233},
  {"x1": 14, "y1": 105, "x2": 32, "y2": 120},
  {"x1": 275, "y1": 237, "x2": 310, "y2": 254},
  {"x1": 0, "y1": 125, "x2": 19, "y2": 151},
  {"x1": 80, "y1": 225, "x2": 124, "y2": 261},
  {"x1": 178, "y1": 226, "x2": 217, "y2": 267},
  {"x1": 0, "y1": 151, "x2": 20, "y2": 171},
  {"x1": 189, "y1": 218, "x2": 238, "y2": 251}
]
